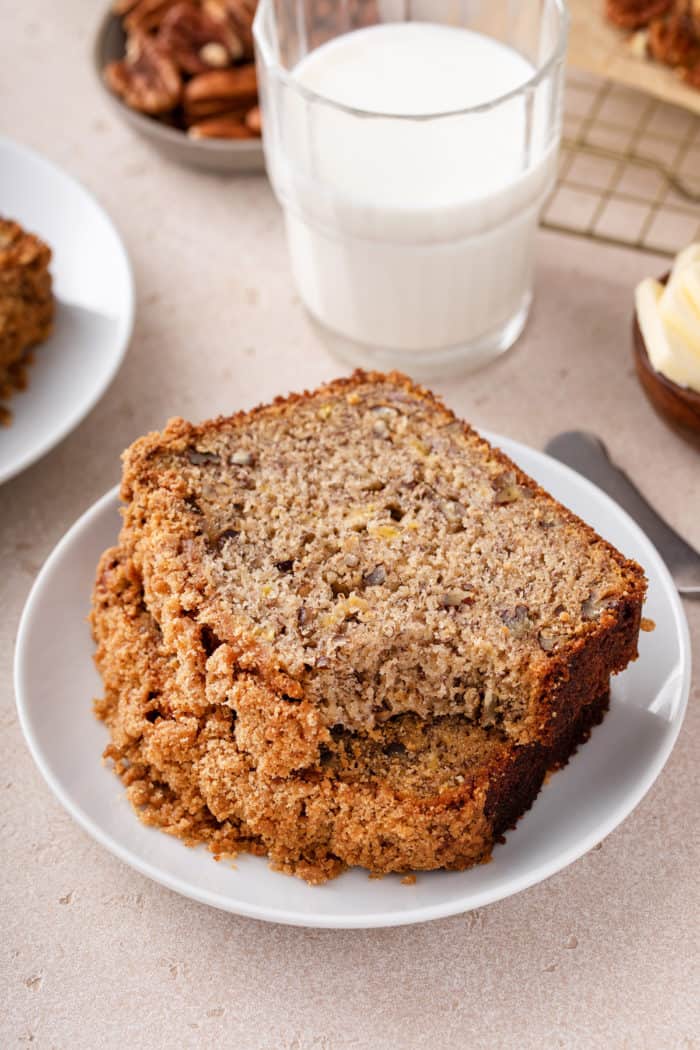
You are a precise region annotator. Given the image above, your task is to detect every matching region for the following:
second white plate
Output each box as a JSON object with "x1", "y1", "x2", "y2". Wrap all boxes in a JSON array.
[
  {"x1": 0, "y1": 137, "x2": 134, "y2": 484},
  {"x1": 14, "y1": 433, "x2": 691, "y2": 927}
]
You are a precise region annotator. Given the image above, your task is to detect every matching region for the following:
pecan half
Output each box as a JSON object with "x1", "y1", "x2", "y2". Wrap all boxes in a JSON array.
[
  {"x1": 158, "y1": 1, "x2": 244, "y2": 74},
  {"x1": 121, "y1": 0, "x2": 183, "y2": 34},
  {"x1": 203, "y1": 0, "x2": 257, "y2": 60},
  {"x1": 183, "y1": 64, "x2": 258, "y2": 120},
  {"x1": 187, "y1": 111, "x2": 255, "y2": 138},
  {"x1": 692, "y1": 0, "x2": 700, "y2": 36},
  {"x1": 648, "y1": 10, "x2": 700, "y2": 68},
  {"x1": 605, "y1": 0, "x2": 673, "y2": 30},
  {"x1": 104, "y1": 32, "x2": 182, "y2": 114}
]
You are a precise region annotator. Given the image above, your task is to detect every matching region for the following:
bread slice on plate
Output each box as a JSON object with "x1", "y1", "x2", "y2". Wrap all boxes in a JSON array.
[
  {"x1": 0, "y1": 217, "x2": 53, "y2": 420},
  {"x1": 117, "y1": 371, "x2": 645, "y2": 775},
  {"x1": 92, "y1": 548, "x2": 611, "y2": 883}
]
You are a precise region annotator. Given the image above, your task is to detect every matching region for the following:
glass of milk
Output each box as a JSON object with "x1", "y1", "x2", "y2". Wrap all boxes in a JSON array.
[{"x1": 253, "y1": 0, "x2": 568, "y2": 377}]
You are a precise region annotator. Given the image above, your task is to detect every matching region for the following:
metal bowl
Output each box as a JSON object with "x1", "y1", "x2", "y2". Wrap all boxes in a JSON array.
[{"x1": 93, "y1": 9, "x2": 265, "y2": 175}]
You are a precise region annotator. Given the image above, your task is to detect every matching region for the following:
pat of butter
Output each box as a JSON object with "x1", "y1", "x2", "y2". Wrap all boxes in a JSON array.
[
  {"x1": 635, "y1": 243, "x2": 700, "y2": 393},
  {"x1": 669, "y1": 242, "x2": 700, "y2": 280}
]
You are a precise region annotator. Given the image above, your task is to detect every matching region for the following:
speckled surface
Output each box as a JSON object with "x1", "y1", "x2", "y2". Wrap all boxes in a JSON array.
[{"x1": 2, "y1": 4, "x2": 699, "y2": 1049}]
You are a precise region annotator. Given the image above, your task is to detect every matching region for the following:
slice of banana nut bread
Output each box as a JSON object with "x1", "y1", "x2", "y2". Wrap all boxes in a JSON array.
[
  {"x1": 0, "y1": 217, "x2": 54, "y2": 417},
  {"x1": 118, "y1": 371, "x2": 645, "y2": 747},
  {"x1": 92, "y1": 548, "x2": 611, "y2": 883}
]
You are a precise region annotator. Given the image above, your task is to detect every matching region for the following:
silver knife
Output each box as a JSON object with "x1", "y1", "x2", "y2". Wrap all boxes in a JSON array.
[{"x1": 545, "y1": 431, "x2": 700, "y2": 599}]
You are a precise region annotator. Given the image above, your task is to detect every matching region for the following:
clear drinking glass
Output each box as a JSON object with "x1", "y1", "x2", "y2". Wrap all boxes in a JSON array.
[{"x1": 253, "y1": 0, "x2": 568, "y2": 377}]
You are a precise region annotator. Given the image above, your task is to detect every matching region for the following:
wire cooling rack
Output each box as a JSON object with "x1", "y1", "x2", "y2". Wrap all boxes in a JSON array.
[{"x1": 543, "y1": 70, "x2": 700, "y2": 256}]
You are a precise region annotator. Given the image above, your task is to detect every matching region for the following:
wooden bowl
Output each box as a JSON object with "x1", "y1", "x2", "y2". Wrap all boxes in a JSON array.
[
  {"x1": 633, "y1": 273, "x2": 700, "y2": 449},
  {"x1": 93, "y1": 10, "x2": 265, "y2": 175}
]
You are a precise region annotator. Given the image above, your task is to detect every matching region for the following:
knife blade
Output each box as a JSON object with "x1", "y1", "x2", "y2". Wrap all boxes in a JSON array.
[{"x1": 544, "y1": 431, "x2": 700, "y2": 599}]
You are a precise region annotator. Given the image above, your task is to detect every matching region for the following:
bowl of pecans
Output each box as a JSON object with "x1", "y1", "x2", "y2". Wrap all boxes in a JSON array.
[{"x1": 94, "y1": 0, "x2": 265, "y2": 173}]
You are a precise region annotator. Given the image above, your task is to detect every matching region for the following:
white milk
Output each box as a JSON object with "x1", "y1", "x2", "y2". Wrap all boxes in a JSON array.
[{"x1": 277, "y1": 22, "x2": 559, "y2": 364}]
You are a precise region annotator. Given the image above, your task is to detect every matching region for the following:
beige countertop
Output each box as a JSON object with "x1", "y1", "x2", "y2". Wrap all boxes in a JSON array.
[{"x1": 2, "y1": 4, "x2": 699, "y2": 1048}]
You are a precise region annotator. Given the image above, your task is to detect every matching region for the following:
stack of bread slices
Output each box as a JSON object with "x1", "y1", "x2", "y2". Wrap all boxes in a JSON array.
[{"x1": 91, "y1": 372, "x2": 646, "y2": 882}]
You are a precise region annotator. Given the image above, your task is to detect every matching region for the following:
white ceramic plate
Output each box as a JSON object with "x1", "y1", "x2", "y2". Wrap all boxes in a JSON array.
[
  {"x1": 0, "y1": 137, "x2": 134, "y2": 484},
  {"x1": 14, "y1": 433, "x2": 691, "y2": 928}
]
